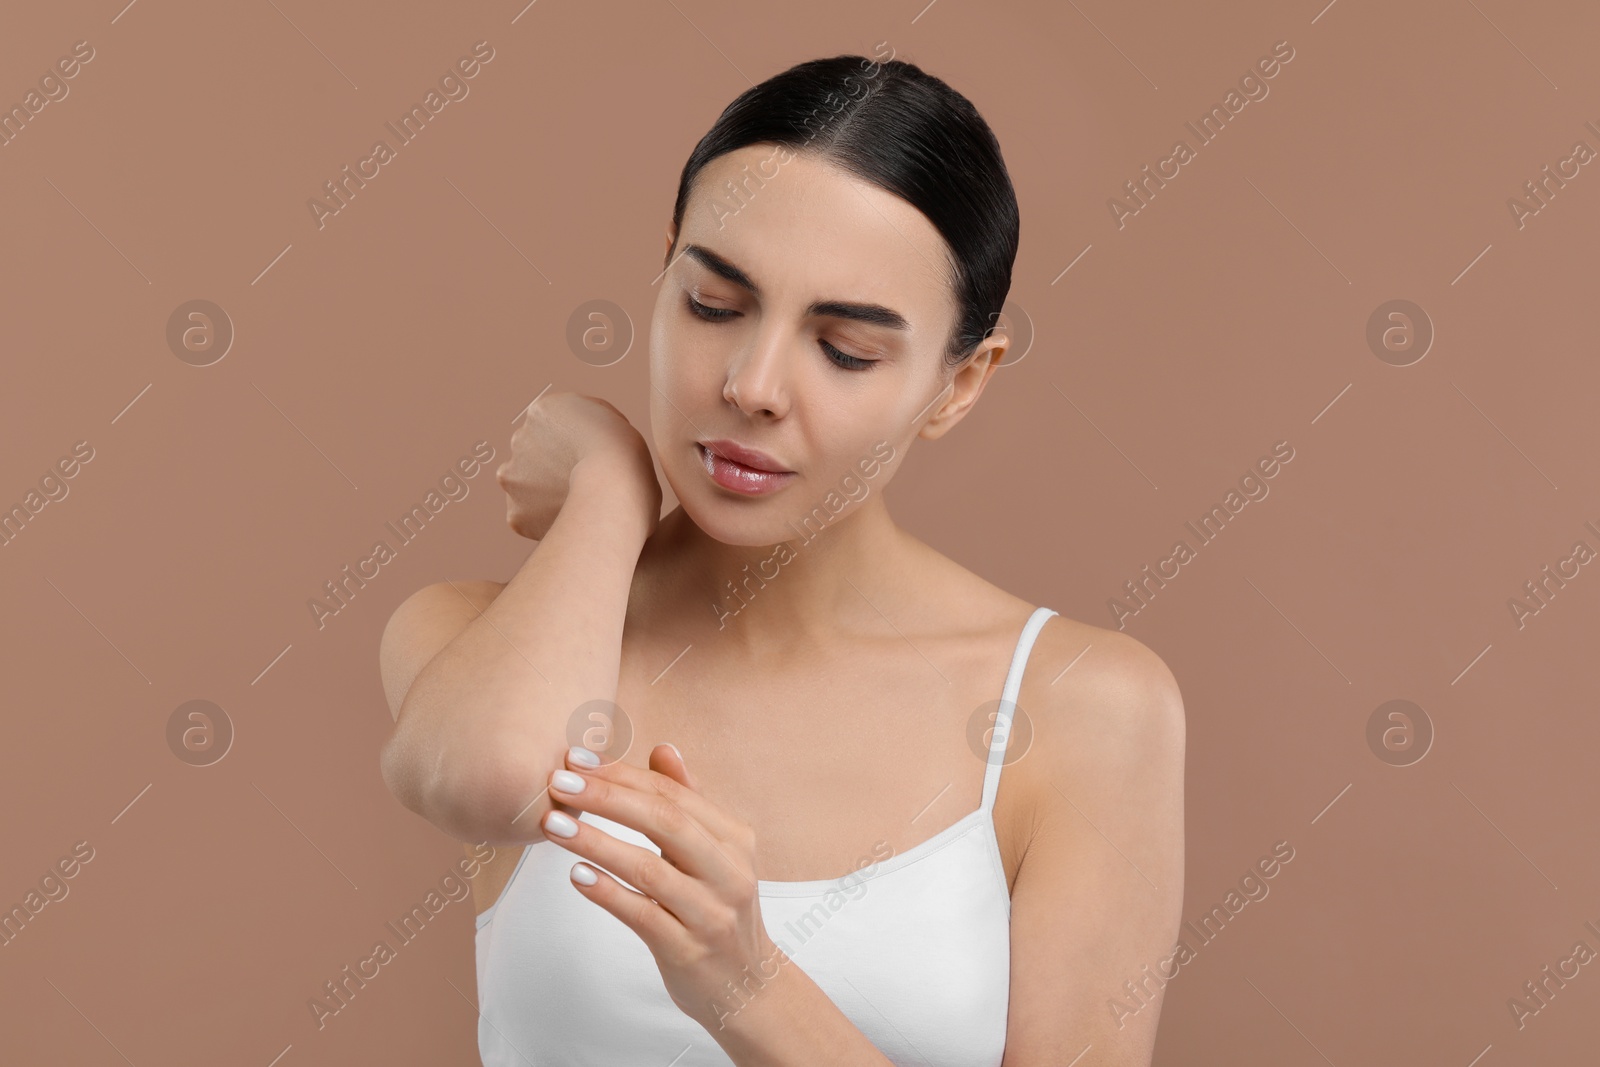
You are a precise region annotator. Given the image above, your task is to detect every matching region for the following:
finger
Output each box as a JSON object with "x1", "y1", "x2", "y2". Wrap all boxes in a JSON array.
[
  {"x1": 649, "y1": 742, "x2": 698, "y2": 792},
  {"x1": 646, "y1": 747, "x2": 694, "y2": 873},
  {"x1": 564, "y1": 745, "x2": 739, "y2": 842},
  {"x1": 567, "y1": 862, "x2": 687, "y2": 950},
  {"x1": 545, "y1": 810, "x2": 719, "y2": 932},
  {"x1": 556, "y1": 749, "x2": 752, "y2": 888},
  {"x1": 552, "y1": 757, "x2": 729, "y2": 883}
]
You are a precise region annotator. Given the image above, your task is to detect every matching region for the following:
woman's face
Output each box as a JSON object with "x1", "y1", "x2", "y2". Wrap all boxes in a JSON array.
[{"x1": 649, "y1": 143, "x2": 998, "y2": 546}]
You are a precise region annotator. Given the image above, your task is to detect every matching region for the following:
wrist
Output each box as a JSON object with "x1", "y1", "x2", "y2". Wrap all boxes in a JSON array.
[{"x1": 568, "y1": 456, "x2": 659, "y2": 543}]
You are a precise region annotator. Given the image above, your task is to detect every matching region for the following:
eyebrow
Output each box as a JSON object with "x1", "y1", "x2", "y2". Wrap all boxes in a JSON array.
[{"x1": 681, "y1": 243, "x2": 912, "y2": 332}]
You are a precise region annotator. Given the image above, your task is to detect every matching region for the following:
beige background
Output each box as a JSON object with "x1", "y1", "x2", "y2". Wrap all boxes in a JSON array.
[{"x1": 3, "y1": 0, "x2": 1597, "y2": 1063}]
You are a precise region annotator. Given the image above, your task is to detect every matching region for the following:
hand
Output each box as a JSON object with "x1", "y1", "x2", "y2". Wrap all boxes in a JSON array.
[
  {"x1": 496, "y1": 391, "x2": 661, "y2": 541},
  {"x1": 541, "y1": 743, "x2": 786, "y2": 1035}
]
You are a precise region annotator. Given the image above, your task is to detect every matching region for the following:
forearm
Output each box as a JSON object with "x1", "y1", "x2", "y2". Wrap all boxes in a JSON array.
[
  {"x1": 711, "y1": 954, "x2": 896, "y2": 1067},
  {"x1": 388, "y1": 463, "x2": 651, "y2": 843}
]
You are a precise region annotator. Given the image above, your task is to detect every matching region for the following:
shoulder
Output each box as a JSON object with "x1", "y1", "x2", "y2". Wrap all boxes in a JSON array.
[
  {"x1": 378, "y1": 579, "x2": 507, "y2": 721},
  {"x1": 1021, "y1": 614, "x2": 1185, "y2": 783},
  {"x1": 909, "y1": 543, "x2": 1181, "y2": 732},
  {"x1": 910, "y1": 540, "x2": 1185, "y2": 745}
]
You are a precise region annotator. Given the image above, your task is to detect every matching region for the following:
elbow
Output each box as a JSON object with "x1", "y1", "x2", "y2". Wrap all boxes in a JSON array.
[
  {"x1": 382, "y1": 731, "x2": 548, "y2": 844},
  {"x1": 442, "y1": 746, "x2": 553, "y2": 843},
  {"x1": 379, "y1": 731, "x2": 430, "y2": 819}
]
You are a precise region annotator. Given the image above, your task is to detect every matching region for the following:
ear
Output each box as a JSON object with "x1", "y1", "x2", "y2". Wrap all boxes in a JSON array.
[
  {"x1": 918, "y1": 332, "x2": 1008, "y2": 442},
  {"x1": 663, "y1": 220, "x2": 678, "y2": 264}
]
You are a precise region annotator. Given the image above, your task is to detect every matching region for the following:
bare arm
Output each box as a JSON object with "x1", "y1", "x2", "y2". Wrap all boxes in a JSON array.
[
  {"x1": 378, "y1": 459, "x2": 653, "y2": 846},
  {"x1": 1001, "y1": 630, "x2": 1186, "y2": 1066}
]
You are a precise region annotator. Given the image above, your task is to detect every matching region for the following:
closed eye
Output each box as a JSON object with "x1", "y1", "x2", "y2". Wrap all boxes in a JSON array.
[
  {"x1": 685, "y1": 294, "x2": 737, "y2": 322},
  {"x1": 819, "y1": 340, "x2": 873, "y2": 371},
  {"x1": 685, "y1": 295, "x2": 876, "y2": 372}
]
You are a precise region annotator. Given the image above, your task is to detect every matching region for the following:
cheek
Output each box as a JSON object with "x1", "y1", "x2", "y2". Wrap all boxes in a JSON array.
[
  {"x1": 812, "y1": 400, "x2": 894, "y2": 464},
  {"x1": 650, "y1": 309, "x2": 714, "y2": 390},
  {"x1": 649, "y1": 332, "x2": 691, "y2": 411},
  {"x1": 648, "y1": 299, "x2": 673, "y2": 374},
  {"x1": 648, "y1": 319, "x2": 721, "y2": 457},
  {"x1": 647, "y1": 312, "x2": 684, "y2": 449}
]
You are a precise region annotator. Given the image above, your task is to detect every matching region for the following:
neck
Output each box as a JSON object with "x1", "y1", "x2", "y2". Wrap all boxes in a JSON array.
[{"x1": 631, "y1": 493, "x2": 911, "y2": 657}]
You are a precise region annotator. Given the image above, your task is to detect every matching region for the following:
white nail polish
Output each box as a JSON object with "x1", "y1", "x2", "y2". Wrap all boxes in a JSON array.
[
  {"x1": 571, "y1": 863, "x2": 597, "y2": 886},
  {"x1": 545, "y1": 811, "x2": 578, "y2": 838},
  {"x1": 568, "y1": 746, "x2": 601, "y2": 768},
  {"x1": 552, "y1": 770, "x2": 586, "y2": 794}
]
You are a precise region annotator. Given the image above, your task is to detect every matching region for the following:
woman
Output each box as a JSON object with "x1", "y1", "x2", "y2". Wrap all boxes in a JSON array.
[{"x1": 380, "y1": 51, "x2": 1185, "y2": 1067}]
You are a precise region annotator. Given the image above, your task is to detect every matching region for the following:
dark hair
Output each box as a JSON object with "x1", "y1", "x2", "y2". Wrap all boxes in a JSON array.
[{"x1": 666, "y1": 53, "x2": 1020, "y2": 370}]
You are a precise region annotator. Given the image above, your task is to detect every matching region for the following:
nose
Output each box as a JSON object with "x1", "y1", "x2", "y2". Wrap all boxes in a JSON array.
[{"x1": 722, "y1": 324, "x2": 792, "y2": 419}]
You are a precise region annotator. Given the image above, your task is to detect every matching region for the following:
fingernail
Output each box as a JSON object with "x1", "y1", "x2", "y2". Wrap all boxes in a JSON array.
[
  {"x1": 545, "y1": 811, "x2": 579, "y2": 838},
  {"x1": 666, "y1": 742, "x2": 682, "y2": 761},
  {"x1": 571, "y1": 862, "x2": 597, "y2": 886},
  {"x1": 568, "y1": 746, "x2": 601, "y2": 768},
  {"x1": 552, "y1": 770, "x2": 586, "y2": 794}
]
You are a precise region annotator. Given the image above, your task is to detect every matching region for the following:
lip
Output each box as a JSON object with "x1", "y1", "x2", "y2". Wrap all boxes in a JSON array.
[
  {"x1": 696, "y1": 441, "x2": 798, "y2": 497},
  {"x1": 698, "y1": 439, "x2": 791, "y2": 473}
]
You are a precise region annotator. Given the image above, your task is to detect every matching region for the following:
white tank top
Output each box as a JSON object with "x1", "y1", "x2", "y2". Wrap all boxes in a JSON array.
[{"x1": 473, "y1": 606, "x2": 1058, "y2": 1066}]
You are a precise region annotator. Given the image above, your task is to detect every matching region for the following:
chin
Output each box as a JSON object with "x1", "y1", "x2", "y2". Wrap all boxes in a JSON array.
[{"x1": 664, "y1": 459, "x2": 802, "y2": 547}]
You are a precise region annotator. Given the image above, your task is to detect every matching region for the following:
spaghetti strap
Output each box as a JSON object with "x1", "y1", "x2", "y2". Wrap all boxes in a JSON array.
[{"x1": 980, "y1": 606, "x2": 1058, "y2": 812}]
